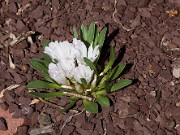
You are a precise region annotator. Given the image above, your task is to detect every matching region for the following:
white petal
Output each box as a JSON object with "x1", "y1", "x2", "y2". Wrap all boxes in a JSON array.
[
  {"x1": 91, "y1": 74, "x2": 97, "y2": 89},
  {"x1": 73, "y1": 38, "x2": 87, "y2": 64},
  {"x1": 44, "y1": 41, "x2": 60, "y2": 61},
  {"x1": 88, "y1": 44, "x2": 100, "y2": 62},
  {"x1": 44, "y1": 40, "x2": 79, "y2": 62},
  {"x1": 56, "y1": 41, "x2": 73, "y2": 60},
  {"x1": 73, "y1": 64, "x2": 94, "y2": 84},
  {"x1": 73, "y1": 38, "x2": 87, "y2": 58},
  {"x1": 57, "y1": 60, "x2": 75, "y2": 78},
  {"x1": 48, "y1": 63, "x2": 68, "y2": 85}
]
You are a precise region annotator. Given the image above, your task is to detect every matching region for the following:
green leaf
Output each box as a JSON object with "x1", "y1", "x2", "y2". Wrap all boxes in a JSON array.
[
  {"x1": 98, "y1": 27, "x2": 107, "y2": 49},
  {"x1": 60, "y1": 98, "x2": 79, "y2": 113},
  {"x1": 27, "y1": 80, "x2": 61, "y2": 89},
  {"x1": 30, "y1": 92, "x2": 64, "y2": 99},
  {"x1": 30, "y1": 59, "x2": 48, "y2": 73},
  {"x1": 96, "y1": 76, "x2": 107, "y2": 91},
  {"x1": 42, "y1": 40, "x2": 50, "y2": 48},
  {"x1": 83, "y1": 100, "x2": 98, "y2": 113},
  {"x1": 104, "y1": 81, "x2": 111, "y2": 92},
  {"x1": 83, "y1": 57, "x2": 97, "y2": 73},
  {"x1": 111, "y1": 79, "x2": 132, "y2": 92},
  {"x1": 93, "y1": 26, "x2": 99, "y2": 48},
  {"x1": 103, "y1": 45, "x2": 115, "y2": 74},
  {"x1": 96, "y1": 96, "x2": 110, "y2": 107},
  {"x1": 109, "y1": 64, "x2": 126, "y2": 81},
  {"x1": 81, "y1": 24, "x2": 88, "y2": 42},
  {"x1": 73, "y1": 26, "x2": 78, "y2": 39},
  {"x1": 87, "y1": 22, "x2": 95, "y2": 45},
  {"x1": 80, "y1": 78, "x2": 87, "y2": 87},
  {"x1": 41, "y1": 54, "x2": 52, "y2": 67},
  {"x1": 92, "y1": 89, "x2": 107, "y2": 96},
  {"x1": 44, "y1": 73, "x2": 55, "y2": 83}
]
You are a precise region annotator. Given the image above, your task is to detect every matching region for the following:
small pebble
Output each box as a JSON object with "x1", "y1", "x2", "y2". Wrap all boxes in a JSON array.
[
  {"x1": 150, "y1": 91, "x2": 156, "y2": 97},
  {"x1": 20, "y1": 64, "x2": 29, "y2": 73},
  {"x1": 176, "y1": 101, "x2": 180, "y2": 107}
]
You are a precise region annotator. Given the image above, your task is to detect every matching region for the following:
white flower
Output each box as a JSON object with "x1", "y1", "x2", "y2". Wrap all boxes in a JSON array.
[
  {"x1": 44, "y1": 40, "x2": 79, "y2": 62},
  {"x1": 48, "y1": 63, "x2": 69, "y2": 85},
  {"x1": 73, "y1": 38, "x2": 99, "y2": 63},
  {"x1": 45, "y1": 39, "x2": 99, "y2": 87},
  {"x1": 73, "y1": 64, "x2": 94, "y2": 84},
  {"x1": 44, "y1": 40, "x2": 80, "y2": 78}
]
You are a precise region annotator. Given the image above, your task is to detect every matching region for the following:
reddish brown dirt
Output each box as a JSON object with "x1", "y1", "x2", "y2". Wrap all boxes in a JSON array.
[{"x1": 0, "y1": 0, "x2": 180, "y2": 135}]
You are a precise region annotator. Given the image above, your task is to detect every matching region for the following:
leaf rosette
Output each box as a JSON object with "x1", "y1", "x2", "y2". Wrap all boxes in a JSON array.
[{"x1": 27, "y1": 22, "x2": 132, "y2": 113}]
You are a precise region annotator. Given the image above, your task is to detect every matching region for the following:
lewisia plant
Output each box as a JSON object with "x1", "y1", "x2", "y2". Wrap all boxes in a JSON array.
[{"x1": 27, "y1": 23, "x2": 132, "y2": 113}]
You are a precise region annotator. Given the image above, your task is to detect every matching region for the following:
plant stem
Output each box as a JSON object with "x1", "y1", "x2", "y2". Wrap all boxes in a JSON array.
[
  {"x1": 63, "y1": 92, "x2": 95, "y2": 102},
  {"x1": 38, "y1": 98, "x2": 78, "y2": 114}
]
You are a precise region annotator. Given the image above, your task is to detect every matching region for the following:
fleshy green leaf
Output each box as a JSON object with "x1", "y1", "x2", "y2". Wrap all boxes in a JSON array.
[
  {"x1": 80, "y1": 78, "x2": 87, "y2": 87},
  {"x1": 96, "y1": 96, "x2": 110, "y2": 107},
  {"x1": 73, "y1": 26, "x2": 78, "y2": 39},
  {"x1": 83, "y1": 57, "x2": 97, "y2": 73},
  {"x1": 30, "y1": 92, "x2": 64, "y2": 99},
  {"x1": 87, "y1": 22, "x2": 95, "y2": 45},
  {"x1": 109, "y1": 64, "x2": 126, "y2": 81},
  {"x1": 44, "y1": 73, "x2": 55, "y2": 83},
  {"x1": 30, "y1": 59, "x2": 48, "y2": 73},
  {"x1": 93, "y1": 26, "x2": 99, "y2": 48},
  {"x1": 104, "y1": 81, "x2": 111, "y2": 92},
  {"x1": 83, "y1": 100, "x2": 98, "y2": 113},
  {"x1": 42, "y1": 40, "x2": 50, "y2": 48},
  {"x1": 111, "y1": 79, "x2": 132, "y2": 92},
  {"x1": 41, "y1": 54, "x2": 52, "y2": 67},
  {"x1": 92, "y1": 89, "x2": 107, "y2": 96},
  {"x1": 103, "y1": 45, "x2": 115, "y2": 74},
  {"x1": 60, "y1": 98, "x2": 79, "y2": 113},
  {"x1": 98, "y1": 27, "x2": 107, "y2": 49},
  {"x1": 81, "y1": 24, "x2": 88, "y2": 42},
  {"x1": 27, "y1": 80, "x2": 61, "y2": 89},
  {"x1": 97, "y1": 75, "x2": 108, "y2": 90}
]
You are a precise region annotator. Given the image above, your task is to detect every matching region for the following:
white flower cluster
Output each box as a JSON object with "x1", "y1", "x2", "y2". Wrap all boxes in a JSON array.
[{"x1": 44, "y1": 38, "x2": 99, "y2": 87}]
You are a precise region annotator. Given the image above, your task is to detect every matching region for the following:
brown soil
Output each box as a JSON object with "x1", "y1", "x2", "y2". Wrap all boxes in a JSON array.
[{"x1": 0, "y1": 0, "x2": 180, "y2": 135}]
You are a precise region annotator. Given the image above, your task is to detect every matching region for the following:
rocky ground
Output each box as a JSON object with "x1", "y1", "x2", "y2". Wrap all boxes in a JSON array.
[{"x1": 0, "y1": 0, "x2": 180, "y2": 135}]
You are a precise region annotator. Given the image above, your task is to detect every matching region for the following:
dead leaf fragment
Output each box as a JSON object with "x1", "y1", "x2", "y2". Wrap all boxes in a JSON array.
[
  {"x1": 166, "y1": 9, "x2": 178, "y2": 17},
  {"x1": 0, "y1": 108, "x2": 24, "y2": 135},
  {"x1": 9, "y1": 54, "x2": 16, "y2": 69},
  {"x1": 29, "y1": 99, "x2": 40, "y2": 105}
]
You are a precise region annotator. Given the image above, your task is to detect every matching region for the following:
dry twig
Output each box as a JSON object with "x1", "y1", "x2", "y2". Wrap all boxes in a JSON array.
[
  {"x1": 10, "y1": 31, "x2": 35, "y2": 46},
  {"x1": 59, "y1": 109, "x2": 85, "y2": 134},
  {"x1": 102, "y1": 118, "x2": 107, "y2": 135},
  {"x1": 16, "y1": 3, "x2": 31, "y2": 15},
  {"x1": 37, "y1": 98, "x2": 79, "y2": 114},
  {"x1": 38, "y1": 1, "x2": 82, "y2": 27},
  {"x1": 0, "y1": 84, "x2": 20, "y2": 98},
  {"x1": 112, "y1": 0, "x2": 131, "y2": 31}
]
